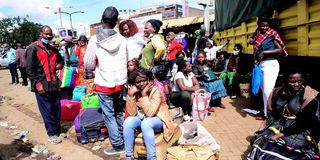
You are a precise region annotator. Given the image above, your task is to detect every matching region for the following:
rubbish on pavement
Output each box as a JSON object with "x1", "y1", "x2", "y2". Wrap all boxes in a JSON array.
[
  {"x1": 242, "y1": 108, "x2": 260, "y2": 115},
  {"x1": 32, "y1": 145, "x2": 47, "y2": 154},
  {"x1": 92, "y1": 145, "x2": 102, "y2": 151},
  {"x1": 47, "y1": 153, "x2": 61, "y2": 160},
  {"x1": 0, "y1": 121, "x2": 8, "y2": 127},
  {"x1": 22, "y1": 137, "x2": 29, "y2": 143}
]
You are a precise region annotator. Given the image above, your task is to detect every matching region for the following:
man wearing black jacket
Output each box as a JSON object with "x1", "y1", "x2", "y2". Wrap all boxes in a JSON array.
[{"x1": 26, "y1": 25, "x2": 64, "y2": 144}]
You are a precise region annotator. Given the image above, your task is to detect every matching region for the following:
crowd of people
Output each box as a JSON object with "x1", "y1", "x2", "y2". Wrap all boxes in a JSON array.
[{"x1": 3, "y1": 5, "x2": 319, "y2": 160}]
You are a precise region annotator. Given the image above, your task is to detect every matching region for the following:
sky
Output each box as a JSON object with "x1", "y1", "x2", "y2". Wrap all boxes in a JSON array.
[{"x1": 0, "y1": 0, "x2": 203, "y2": 36}]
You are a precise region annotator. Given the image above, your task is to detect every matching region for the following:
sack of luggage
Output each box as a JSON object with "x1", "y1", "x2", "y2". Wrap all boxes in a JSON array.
[
  {"x1": 72, "y1": 86, "x2": 86, "y2": 101},
  {"x1": 74, "y1": 108, "x2": 108, "y2": 144},
  {"x1": 192, "y1": 89, "x2": 211, "y2": 121},
  {"x1": 81, "y1": 94, "x2": 100, "y2": 108}
]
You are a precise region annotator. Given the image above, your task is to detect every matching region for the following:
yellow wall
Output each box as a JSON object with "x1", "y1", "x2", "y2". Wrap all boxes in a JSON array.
[{"x1": 215, "y1": 0, "x2": 320, "y2": 57}]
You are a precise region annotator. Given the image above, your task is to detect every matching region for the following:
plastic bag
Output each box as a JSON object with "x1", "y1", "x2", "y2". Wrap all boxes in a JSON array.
[
  {"x1": 192, "y1": 89, "x2": 211, "y2": 121},
  {"x1": 251, "y1": 64, "x2": 262, "y2": 96}
]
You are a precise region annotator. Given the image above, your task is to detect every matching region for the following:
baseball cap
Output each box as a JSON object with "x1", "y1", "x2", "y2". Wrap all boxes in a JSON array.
[{"x1": 101, "y1": 6, "x2": 119, "y2": 26}]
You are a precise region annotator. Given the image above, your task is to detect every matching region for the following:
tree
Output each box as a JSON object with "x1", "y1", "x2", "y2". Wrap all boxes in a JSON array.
[{"x1": 0, "y1": 16, "x2": 42, "y2": 48}]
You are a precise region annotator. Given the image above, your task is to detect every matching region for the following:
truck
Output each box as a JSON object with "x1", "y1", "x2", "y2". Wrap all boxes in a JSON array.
[{"x1": 214, "y1": 0, "x2": 320, "y2": 90}]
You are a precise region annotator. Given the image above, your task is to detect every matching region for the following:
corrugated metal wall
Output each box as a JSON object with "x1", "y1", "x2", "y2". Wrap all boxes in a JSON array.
[{"x1": 215, "y1": 0, "x2": 320, "y2": 57}]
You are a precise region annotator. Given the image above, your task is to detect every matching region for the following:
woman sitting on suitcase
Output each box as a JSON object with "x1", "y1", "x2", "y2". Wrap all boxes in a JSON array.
[{"x1": 124, "y1": 69, "x2": 176, "y2": 160}]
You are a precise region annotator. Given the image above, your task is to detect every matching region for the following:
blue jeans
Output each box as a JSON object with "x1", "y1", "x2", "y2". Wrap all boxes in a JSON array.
[
  {"x1": 124, "y1": 116, "x2": 163, "y2": 160},
  {"x1": 98, "y1": 92, "x2": 125, "y2": 147}
]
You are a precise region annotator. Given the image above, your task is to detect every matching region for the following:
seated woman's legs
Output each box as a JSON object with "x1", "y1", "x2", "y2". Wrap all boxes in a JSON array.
[
  {"x1": 170, "y1": 91, "x2": 192, "y2": 115},
  {"x1": 141, "y1": 117, "x2": 163, "y2": 160},
  {"x1": 123, "y1": 116, "x2": 142, "y2": 158}
]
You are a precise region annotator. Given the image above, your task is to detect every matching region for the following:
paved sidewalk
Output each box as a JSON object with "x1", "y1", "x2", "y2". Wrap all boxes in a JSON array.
[
  {"x1": 0, "y1": 69, "x2": 262, "y2": 159},
  {"x1": 201, "y1": 97, "x2": 261, "y2": 160}
]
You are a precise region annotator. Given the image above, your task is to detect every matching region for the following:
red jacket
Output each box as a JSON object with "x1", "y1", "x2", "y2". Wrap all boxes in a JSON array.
[
  {"x1": 26, "y1": 40, "x2": 64, "y2": 93},
  {"x1": 166, "y1": 39, "x2": 184, "y2": 61}
]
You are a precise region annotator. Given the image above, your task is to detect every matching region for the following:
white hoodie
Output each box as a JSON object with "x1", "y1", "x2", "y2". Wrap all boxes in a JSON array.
[{"x1": 84, "y1": 29, "x2": 128, "y2": 88}]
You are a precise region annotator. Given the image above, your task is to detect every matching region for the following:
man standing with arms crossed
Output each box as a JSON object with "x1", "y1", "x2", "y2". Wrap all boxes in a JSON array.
[
  {"x1": 84, "y1": 6, "x2": 128, "y2": 155},
  {"x1": 26, "y1": 25, "x2": 64, "y2": 144}
]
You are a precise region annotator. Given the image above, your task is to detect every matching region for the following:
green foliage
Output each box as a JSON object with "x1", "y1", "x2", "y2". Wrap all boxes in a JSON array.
[{"x1": 0, "y1": 16, "x2": 42, "y2": 48}]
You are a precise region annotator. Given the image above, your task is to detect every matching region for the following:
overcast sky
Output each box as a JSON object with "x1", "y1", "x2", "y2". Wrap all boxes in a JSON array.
[{"x1": 0, "y1": 0, "x2": 204, "y2": 36}]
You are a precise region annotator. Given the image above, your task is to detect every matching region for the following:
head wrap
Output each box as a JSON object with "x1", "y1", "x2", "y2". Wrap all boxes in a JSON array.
[{"x1": 146, "y1": 19, "x2": 163, "y2": 33}]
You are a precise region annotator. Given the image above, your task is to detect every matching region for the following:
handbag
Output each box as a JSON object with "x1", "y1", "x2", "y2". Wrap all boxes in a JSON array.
[
  {"x1": 251, "y1": 64, "x2": 262, "y2": 96},
  {"x1": 81, "y1": 94, "x2": 100, "y2": 108},
  {"x1": 58, "y1": 66, "x2": 78, "y2": 88},
  {"x1": 72, "y1": 86, "x2": 86, "y2": 101},
  {"x1": 192, "y1": 89, "x2": 211, "y2": 121}
]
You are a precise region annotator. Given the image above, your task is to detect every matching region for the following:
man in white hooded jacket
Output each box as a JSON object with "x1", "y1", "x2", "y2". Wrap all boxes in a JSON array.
[{"x1": 84, "y1": 6, "x2": 128, "y2": 155}]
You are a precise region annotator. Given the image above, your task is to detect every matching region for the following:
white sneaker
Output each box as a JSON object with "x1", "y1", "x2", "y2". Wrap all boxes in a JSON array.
[
  {"x1": 183, "y1": 114, "x2": 191, "y2": 121},
  {"x1": 48, "y1": 135, "x2": 62, "y2": 144}
]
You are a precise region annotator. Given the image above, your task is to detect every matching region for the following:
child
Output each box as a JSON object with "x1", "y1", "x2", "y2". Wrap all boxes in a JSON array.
[{"x1": 127, "y1": 58, "x2": 139, "y2": 75}]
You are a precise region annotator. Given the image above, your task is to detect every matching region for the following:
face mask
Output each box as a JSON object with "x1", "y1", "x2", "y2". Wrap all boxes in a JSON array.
[
  {"x1": 41, "y1": 38, "x2": 51, "y2": 45},
  {"x1": 233, "y1": 50, "x2": 239, "y2": 55}
]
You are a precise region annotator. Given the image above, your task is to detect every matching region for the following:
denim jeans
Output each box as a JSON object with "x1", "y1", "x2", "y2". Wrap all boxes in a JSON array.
[
  {"x1": 98, "y1": 92, "x2": 125, "y2": 147},
  {"x1": 124, "y1": 116, "x2": 163, "y2": 160}
]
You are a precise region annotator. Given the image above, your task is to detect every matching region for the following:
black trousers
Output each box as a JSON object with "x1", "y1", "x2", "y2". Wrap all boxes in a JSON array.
[
  {"x1": 18, "y1": 67, "x2": 28, "y2": 85},
  {"x1": 9, "y1": 63, "x2": 19, "y2": 83},
  {"x1": 35, "y1": 91, "x2": 61, "y2": 136}
]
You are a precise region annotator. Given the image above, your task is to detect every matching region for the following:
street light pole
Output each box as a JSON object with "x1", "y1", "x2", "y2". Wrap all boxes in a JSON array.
[
  {"x1": 58, "y1": 8, "x2": 63, "y2": 28},
  {"x1": 54, "y1": 11, "x2": 84, "y2": 37},
  {"x1": 80, "y1": 25, "x2": 87, "y2": 36},
  {"x1": 45, "y1": 6, "x2": 73, "y2": 28}
]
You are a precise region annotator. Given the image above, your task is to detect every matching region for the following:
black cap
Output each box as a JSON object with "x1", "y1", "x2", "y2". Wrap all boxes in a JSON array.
[
  {"x1": 146, "y1": 19, "x2": 163, "y2": 33},
  {"x1": 101, "y1": 6, "x2": 119, "y2": 27}
]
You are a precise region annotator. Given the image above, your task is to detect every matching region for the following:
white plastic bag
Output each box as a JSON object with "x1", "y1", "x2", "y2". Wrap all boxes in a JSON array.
[
  {"x1": 179, "y1": 121, "x2": 220, "y2": 152},
  {"x1": 192, "y1": 89, "x2": 211, "y2": 121}
]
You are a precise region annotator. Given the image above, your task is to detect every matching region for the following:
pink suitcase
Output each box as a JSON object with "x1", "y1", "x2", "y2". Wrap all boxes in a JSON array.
[{"x1": 61, "y1": 100, "x2": 81, "y2": 121}]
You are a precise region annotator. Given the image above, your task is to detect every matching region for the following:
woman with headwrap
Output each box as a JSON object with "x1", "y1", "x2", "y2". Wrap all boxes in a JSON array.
[{"x1": 140, "y1": 19, "x2": 166, "y2": 70}]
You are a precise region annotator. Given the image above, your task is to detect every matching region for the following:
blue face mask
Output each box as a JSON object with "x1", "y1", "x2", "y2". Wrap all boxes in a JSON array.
[{"x1": 41, "y1": 38, "x2": 51, "y2": 45}]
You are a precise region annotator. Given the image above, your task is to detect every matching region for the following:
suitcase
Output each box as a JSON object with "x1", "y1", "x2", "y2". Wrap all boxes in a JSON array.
[
  {"x1": 133, "y1": 126, "x2": 181, "y2": 160},
  {"x1": 74, "y1": 108, "x2": 108, "y2": 144},
  {"x1": 60, "y1": 100, "x2": 81, "y2": 121}
]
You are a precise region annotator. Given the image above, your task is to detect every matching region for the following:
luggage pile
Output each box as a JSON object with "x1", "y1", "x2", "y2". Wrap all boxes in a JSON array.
[{"x1": 59, "y1": 68, "x2": 108, "y2": 144}]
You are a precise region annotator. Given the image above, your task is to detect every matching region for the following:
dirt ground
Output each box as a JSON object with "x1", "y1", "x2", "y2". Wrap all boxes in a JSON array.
[{"x1": 0, "y1": 68, "x2": 267, "y2": 160}]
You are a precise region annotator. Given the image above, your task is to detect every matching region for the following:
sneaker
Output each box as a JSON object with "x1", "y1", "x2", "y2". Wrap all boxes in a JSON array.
[
  {"x1": 183, "y1": 114, "x2": 191, "y2": 121},
  {"x1": 219, "y1": 104, "x2": 226, "y2": 109},
  {"x1": 59, "y1": 133, "x2": 67, "y2": 138},
  {"x1": 208, "y1": 107, "x2": 215, "y2": 112},
  {"x1": 48, "y1": 135, "x2": 62, "y2": 144},
  {"x1": 231, "y1": 95, "x2": 237, "y2": 99},
  {"x1": 103, "y1": 146, "x2": 125, "y2": 155}
]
